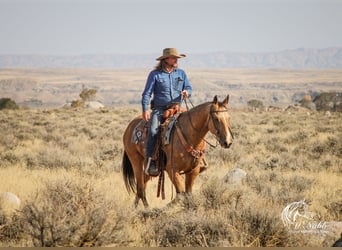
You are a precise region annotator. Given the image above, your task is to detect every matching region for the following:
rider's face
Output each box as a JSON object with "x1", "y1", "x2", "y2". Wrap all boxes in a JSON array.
[{"x1": 165, "y1": 56, "x2": 178, "y2": 67}]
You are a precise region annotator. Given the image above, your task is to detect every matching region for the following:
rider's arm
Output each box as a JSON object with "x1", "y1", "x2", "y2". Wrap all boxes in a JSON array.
[
  {"x1": 182, "y1": 70, "x2": 192, "y2": 98},
  {"x1": 141, "y1": 71, "x2": 155, "y2": 113}
]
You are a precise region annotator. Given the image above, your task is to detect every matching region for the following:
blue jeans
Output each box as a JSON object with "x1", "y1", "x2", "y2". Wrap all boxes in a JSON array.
[{"x1": 146, "y1": 107, "x2": 165, "y2": 159}]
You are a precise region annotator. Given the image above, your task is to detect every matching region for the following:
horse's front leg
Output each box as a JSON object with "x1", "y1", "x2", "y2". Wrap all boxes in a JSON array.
[
  {"x1": 185, "y1": 165, "x2": 200, "y2": 193},
  {"x1": 166, "y1": 169, "x2": 185, "y2": 194}
]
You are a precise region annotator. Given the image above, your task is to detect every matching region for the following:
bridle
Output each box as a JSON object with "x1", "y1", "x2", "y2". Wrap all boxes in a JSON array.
[
  {"x1": 184, "y1": 98, "x2": 233, "y2": 148},
  {"x1": 210, "y1": 108, "x2": 234, "y2": 143}
]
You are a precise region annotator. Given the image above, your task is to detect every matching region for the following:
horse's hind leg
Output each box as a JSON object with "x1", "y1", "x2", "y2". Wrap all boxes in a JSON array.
[
  {"x1": 134, "y1": 172, "x2": 151, "y2": 208},
  {"x1": 140, "y1": 174, "x2": 152, "y2": 207},
  {"x1": 130, "y1": 156, "x2": 151, "y2": 208},
  {"x1": 134, "y1": 192, "x2": 149, "y2": 208}
]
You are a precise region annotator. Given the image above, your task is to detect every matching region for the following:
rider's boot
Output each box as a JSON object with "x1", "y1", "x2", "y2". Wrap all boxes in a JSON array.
[{"x1": 145, "y1": 157, "x2": 160, "y2": 177}]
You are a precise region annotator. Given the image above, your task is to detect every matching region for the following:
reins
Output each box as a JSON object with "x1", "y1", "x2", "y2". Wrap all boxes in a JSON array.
[{"x1": 184, "y1": 98, "x2": 223, "y2": 149}]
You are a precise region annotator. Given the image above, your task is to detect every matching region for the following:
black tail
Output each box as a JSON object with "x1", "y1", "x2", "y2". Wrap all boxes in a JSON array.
[{"x1": 122, "y1": 151, "x2": 136, "y2": 194}]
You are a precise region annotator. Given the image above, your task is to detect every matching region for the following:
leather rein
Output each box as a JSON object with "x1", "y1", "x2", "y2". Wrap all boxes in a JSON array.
[{"x1": 184, "y1": 98, "x2": 231, "y2": 148}]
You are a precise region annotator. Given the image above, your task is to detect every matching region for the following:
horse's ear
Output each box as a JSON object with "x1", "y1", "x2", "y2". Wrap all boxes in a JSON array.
[
  {"x1": 213, "y1": 95, "x2": 218, "y2": 105},
  {"x1": 222, "y1": 94, "x2": 230, "y2": 107}
]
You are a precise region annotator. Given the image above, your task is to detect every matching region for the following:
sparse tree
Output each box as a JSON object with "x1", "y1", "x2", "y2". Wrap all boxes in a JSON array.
[
  {"x1": 247, "y1": 99, "x2": 264, "y2": 109},
  {"x1": 79, "y1": 89, "x2": 97, "y2": 102}
]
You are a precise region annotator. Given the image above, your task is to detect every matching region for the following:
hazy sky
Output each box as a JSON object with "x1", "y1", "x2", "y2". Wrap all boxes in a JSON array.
[{"x1": 1, "y1": 0, "x2": 342, "y2": 55}]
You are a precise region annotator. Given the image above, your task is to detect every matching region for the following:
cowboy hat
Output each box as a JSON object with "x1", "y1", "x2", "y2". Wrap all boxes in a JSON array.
[{"x1": 156, "y1": 48, "x2": 186, "y2": 61}]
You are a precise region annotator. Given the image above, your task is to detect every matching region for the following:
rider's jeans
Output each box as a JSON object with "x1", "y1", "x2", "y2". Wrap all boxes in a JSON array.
[{"x1": 146, "y1": 107, "x2": 165, "y2": 160}]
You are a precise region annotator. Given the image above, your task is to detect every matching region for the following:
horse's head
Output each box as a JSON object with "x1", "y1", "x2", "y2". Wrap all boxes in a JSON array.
[{"x1": 208, "y1": 95, "x2": 234, "y2": 148}]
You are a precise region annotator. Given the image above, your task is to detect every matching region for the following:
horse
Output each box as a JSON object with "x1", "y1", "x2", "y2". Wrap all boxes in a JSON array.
[{"x1": 122, "y1": 95, "x2": 234, "y2": 207}]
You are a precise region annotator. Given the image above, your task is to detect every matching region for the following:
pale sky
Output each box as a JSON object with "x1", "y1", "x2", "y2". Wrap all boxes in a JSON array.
[{"x1": 0, "y1": 0, "x2": 341, "y2": 55}]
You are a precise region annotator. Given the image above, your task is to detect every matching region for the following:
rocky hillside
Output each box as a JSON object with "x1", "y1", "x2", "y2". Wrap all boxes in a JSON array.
[{"x1": 1, "y1": 47, "x2": 342, "y2": 69}]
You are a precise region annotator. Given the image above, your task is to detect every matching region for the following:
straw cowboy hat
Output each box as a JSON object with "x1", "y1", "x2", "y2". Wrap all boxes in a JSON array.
[{"x1": 156, "y1": 48, "x2": 186, "y2": 61}]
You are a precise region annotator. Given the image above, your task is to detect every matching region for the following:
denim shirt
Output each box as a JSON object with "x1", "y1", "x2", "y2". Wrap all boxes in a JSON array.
[{"x1": 141, "y1": 68, "x2": 192, "y2": 112}]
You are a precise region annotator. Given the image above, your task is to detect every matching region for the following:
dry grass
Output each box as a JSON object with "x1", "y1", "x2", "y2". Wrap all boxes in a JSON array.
[{"x1": 0, "y1": 106, "x2": 341, "y2": 247}]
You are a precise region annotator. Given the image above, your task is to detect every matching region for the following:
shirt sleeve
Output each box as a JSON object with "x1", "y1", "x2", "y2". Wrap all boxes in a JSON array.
[
  {"x1": 141, "y1": 71, "x2": 155, "y2": 112},
  {"x1": 182, "y1": 71, "x2": 192, "y2": 97}
]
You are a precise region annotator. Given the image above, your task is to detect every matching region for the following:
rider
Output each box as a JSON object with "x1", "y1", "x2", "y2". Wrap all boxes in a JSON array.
[{"x1": 141, "y1": 48, "x2": 192, "y2": 176}]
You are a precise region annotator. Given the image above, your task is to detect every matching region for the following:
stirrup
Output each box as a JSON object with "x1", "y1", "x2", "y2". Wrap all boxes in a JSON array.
[{"x1": 145, "y1": 157, "x2": 160, "y2": 176}]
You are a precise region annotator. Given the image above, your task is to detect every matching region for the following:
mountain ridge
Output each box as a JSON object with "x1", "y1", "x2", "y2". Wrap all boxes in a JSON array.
[{"x1": 1, "y1": 47, "x2": 342, "y2": 69}]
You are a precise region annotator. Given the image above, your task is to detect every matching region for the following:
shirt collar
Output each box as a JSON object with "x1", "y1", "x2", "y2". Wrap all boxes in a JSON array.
[{"x1": 162, "y1": 68, "x2": 177, "y2": 74}]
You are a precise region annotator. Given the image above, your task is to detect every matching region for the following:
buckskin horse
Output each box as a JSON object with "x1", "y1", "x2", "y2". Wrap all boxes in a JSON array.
[{"x1": 122, "y1": 95, "x2": 234, "y2": 207}]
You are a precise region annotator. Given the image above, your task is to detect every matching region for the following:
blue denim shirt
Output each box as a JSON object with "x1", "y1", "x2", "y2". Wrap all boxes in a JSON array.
[{"x1": 141, "y1": 68, "x2": 192, "y2": 112}]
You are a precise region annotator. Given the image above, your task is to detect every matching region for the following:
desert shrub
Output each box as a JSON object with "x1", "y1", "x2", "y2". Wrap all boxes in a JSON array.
[
  {"x1": 146, "y1": 211, "x2": 235, "y2": 247},
  {"x1": 80, "y1": 88, "x2": 97, "y2": 102},
  {"x1": 148, "y1": 190, "x2": 292, "y2": 247},
  {"x1": 247, "y1": 99, "x2": 264, "y2": 109},
  {"x1": 0, "y1": 212, "x2": 25, "y2": 246},
  {"x1": 287, "y1": 130, "x2": 309, "y2": 143},
  {"x1": 262, "y1": 155, "x2": 280, "y2": 170},
  {"x1": 306, "y1": 135, "x2": 342, "y2": 161},
  {"x1": 71, "y1": 99, "x2": 84, "y2": 108},
  {"x1": 231, "y1": 207, "x2": 289, "y2": 247},
  {"x1": 2, "y1": 152, "x2": 20, "y2": 165},
  {"x1": 265, "y1": 137, "x2": 288, "y2": 153},
  {"x1": 218, "y1": 147, "x2": 240, "y2": 165},
  {"x1": 309, "y1": 141, "x2": 326, "y2": 159},
  {"x1": 326, "y1": 135, "x2": 342, "y2": 158},
  {"x1": 246, "y1": 172, "x2": 312, "y2": 205},
  {"x1": 324, "y1": 200, "x2": 342, "y2": 221},
  {"x1": 0, "y1": 98, "x2": 19, "y2": 110},
  {"x1": 20, "y1": 179, "x2": 127, "y2": 247},
  {"x1": 177, "y1": 179, "x2": 292, "y2": 246},
  {"x1": 37, "y1": 143, "x2": 76, "y2": 169},
  {"x1": 200, "y1": 178, "x2": 243, "y2": 210}
]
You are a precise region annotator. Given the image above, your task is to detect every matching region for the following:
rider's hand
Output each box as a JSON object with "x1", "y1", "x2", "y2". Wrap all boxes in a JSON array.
[
  {"x1": 182, "y1": 90, "x2": 189, "y2": 99},
  {"x1": 143, "y1": 111, "x2": 150, "y2": 121}
]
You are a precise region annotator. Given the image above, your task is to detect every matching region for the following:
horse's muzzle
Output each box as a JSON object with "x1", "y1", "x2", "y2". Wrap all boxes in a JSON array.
[{"x1": 220, "y1": 139, "x2": 232, "y2": 149}]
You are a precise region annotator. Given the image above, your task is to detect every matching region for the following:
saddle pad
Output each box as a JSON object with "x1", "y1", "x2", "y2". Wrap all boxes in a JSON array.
[{"x1": 132, "y1": 119, "x2": 146, "y2": 144}]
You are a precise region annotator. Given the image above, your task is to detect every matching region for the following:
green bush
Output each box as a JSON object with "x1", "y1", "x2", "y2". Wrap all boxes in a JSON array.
[
  {"x1": 0, "y1": 98, "x2": 19, "y2": 110},
  {"x1": 247, "y1": 99, "x2": 264, "y2": 109}
]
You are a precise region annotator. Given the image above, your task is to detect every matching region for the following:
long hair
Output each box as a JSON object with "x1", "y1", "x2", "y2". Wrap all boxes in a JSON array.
[
  {"x1": 155, "y1": 59, "x2": 178, "y2": 72},
  {"x1": 155, "y1": 60, "x2": 167, "y2": 71}
]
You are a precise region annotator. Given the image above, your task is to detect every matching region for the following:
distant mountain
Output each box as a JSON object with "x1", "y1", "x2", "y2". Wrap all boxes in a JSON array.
[{"x1": 1, "y1": 47, "x2": 342, "y2": 69}]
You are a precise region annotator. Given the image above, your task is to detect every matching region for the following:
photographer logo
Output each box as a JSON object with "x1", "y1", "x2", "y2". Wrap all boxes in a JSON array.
[{"x1": 281, "y1": 200, "x2": 329, "y2": 234}]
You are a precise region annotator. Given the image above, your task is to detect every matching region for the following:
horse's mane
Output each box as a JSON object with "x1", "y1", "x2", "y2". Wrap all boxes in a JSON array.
[{"x1": 183, "y1": 101, "x2": 212, "y2": 114}]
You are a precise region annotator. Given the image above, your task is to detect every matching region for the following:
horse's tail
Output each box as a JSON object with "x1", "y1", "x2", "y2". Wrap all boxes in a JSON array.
[{"x1": 122, "y1": 151, "x2": 136, "y2": 194}]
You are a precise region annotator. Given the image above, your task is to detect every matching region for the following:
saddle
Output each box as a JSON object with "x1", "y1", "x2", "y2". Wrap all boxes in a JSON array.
[
  {"x1": 163, "y1": 103, "x2": 186, "y2": 119},
  {"x1": 131, "y1": 105, "x2": 183, "y2": 146}
]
